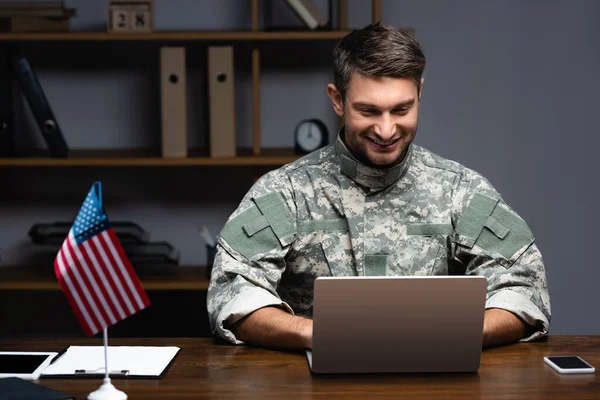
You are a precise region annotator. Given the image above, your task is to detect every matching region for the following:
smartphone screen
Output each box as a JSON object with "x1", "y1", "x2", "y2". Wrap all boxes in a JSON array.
[{"x1": 546, "y1": 356, "x2": 593, "y2": 369}]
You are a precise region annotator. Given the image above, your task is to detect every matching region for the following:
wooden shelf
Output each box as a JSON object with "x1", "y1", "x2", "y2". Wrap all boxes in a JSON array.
[
  {"x1": 0, "y1": 265, "x2": 210, "y2": 291},
  {"x1": 0, "y1": 148, "x2": 301, "y2": 167},
  {"x1": 0, "y1": 30, "x2": 351, "y2": 42}
]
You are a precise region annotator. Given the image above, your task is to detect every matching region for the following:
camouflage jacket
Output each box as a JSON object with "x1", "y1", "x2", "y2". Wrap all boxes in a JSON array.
[{"x1": 207, "y1": 135, "x2": 551, "y2": 344}]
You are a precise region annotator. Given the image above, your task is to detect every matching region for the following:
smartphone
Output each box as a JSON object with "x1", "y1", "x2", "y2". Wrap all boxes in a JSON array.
[{"x1": 544, "y1": 356, "x2": 595, "y2": 374}]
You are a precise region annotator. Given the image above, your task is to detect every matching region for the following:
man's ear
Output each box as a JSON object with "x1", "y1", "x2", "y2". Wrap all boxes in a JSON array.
[
  {"x1": 327, "y1": 84, "x2": 344, "y2": 117},
  {"x1": 418, "y1": 77, "x2": 425, "y2": 99}
]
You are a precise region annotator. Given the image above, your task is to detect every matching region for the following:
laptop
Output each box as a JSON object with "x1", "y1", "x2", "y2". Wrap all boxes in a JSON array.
[{"x1": 306, "y1": 275, "x2": 487, "y2": 374}]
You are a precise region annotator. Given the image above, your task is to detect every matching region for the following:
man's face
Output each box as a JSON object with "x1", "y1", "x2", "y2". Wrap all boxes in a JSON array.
[{"x1": 331, "y1": 74, "x2": 422, "y2": 168}]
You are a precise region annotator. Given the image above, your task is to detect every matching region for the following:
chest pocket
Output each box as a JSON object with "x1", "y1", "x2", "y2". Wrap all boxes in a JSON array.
[
  {"x1": 384, "y1": 223, "x2": 452, "y2": 276},
  {"x1": 279, "y1": 218, "x2": 353, "y2": 316},
  {"x1": 291, "y1": 218, "x2": 355, "y2": 277}
]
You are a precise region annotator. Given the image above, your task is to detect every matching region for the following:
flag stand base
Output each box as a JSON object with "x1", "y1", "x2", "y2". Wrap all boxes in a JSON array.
[{"x1": 87, "y1": 378, "x2": 127, "y2": 400}]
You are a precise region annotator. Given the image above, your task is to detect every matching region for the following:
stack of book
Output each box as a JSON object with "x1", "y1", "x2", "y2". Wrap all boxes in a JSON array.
[{"x1": 0, "y1": 1, "x2": 76, "y2": 32}]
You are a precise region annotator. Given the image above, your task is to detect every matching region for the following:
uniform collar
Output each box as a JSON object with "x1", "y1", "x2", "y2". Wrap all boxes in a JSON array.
[{"x1": 334, "y1": 129, "x2": 413, "y2": 190}]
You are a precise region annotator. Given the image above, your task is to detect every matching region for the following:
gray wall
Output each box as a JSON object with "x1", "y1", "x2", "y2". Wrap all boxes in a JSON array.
[{"x1": 1, "y1": 0, "x2": 598, "y2": 335}]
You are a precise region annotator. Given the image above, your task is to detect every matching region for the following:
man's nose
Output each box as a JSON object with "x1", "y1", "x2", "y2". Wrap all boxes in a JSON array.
[{"x1": 373, "y1": 114, "x2": 397, "y2": 141}]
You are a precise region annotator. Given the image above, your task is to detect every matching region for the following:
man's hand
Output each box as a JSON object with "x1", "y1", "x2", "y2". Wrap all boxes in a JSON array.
[
  {"x1": 483, "y1": 308, "x2": 530, "y2": 348},
  {"x1": 229, "y1": 306, "x2": 313, "y2": 350}
]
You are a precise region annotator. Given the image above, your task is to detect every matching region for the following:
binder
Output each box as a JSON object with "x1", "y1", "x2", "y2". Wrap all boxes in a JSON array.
[
  {"x1": 11, "y1": 51, "x2": 68, "y2": 157},
  {"x1": 0, "y1": 48, "x2": 14, "y2": 157},
  {"x1": 160, "y1": 47, "x2": 187, "y2": 157},
  {"x1": 208, "y1": 46, "x2": 236, "y2": 157}
]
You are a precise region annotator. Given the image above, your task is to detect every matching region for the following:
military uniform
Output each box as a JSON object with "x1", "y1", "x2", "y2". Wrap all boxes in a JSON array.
[{"x1": 207, "y1": 133, "x2": 551, "y2": 345}]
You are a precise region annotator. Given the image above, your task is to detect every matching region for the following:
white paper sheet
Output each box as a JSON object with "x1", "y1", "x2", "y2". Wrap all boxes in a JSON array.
[{"x1": 41, "y1": 346, "x2": 180, "y2": 377}]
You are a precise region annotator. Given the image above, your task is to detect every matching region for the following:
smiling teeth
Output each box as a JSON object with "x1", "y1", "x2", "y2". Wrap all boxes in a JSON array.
[{"x1": 370, "y1": 138, "x2": 398, "y2": 146}]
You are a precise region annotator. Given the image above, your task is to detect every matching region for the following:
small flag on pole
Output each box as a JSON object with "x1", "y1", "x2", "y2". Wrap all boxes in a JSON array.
[{"x1": 54, "y1": 182, "x2": 150, "y2": 336}]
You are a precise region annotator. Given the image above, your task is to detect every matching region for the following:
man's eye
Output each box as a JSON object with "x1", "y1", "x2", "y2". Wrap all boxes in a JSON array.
[
  {"x1": 359, "y1": 109, "x2": 377, "y2": 115},
  {"x1": 393, "y1": 108, "x2": 409, "y2": 114}
]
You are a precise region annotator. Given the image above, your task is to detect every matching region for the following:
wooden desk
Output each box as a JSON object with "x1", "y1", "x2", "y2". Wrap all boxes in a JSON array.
[{"x1": 1, "y1": 336, "x2": 598, "y2": 399}]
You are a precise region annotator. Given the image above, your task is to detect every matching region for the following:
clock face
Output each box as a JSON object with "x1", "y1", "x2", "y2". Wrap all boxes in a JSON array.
[{"x1": 296, "y1": 120, "x2": 325, "y2": 152}]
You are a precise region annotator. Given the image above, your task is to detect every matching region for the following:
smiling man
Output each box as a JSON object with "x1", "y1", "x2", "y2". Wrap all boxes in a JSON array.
[{"x1": 207, "y1": 23, "x2": 551, "y2": 350}]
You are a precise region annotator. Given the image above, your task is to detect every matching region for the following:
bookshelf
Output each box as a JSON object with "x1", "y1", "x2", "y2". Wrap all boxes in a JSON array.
[
  {"x1": 0, "y1": 0, "x2": 382, "y2": 166},
  {"x1": 0, "y1": 1, "x2": 383, "y2": 337},
  {"x1": 0, "y1": 148, "x2": 299, "y2": 166},
  {"x1": 0, "y1": 30, "x2": 351, "y2": 41}
]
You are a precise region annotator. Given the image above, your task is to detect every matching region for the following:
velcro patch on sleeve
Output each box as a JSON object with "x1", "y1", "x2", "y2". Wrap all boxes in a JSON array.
[
  {"x1": 219, "y1": 192, "x2": 296, "y2": 260},
  {"x1": 477, "y1": 202, "x2": 533, "y2": 261},
  {"x1": 456, "y1": 193, "x2": 499, "y2": 248},
  {"x1": 253, "y1": 192, "x2": 296, "y2": 246},
  {"x1": 457, "y1": 192, "x2": 534, "y2": 263}
]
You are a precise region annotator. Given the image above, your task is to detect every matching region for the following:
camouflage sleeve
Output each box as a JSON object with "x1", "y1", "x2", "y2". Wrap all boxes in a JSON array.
[
  {"x1": 451, "y1": 171, "x2": 551, "y2": 342},
  {"x1": 206, "y1": 168, "x2": 297, "y2": 344}
]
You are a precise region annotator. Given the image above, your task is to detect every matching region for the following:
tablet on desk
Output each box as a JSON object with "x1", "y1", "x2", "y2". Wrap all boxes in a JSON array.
[{"x1": 0, "y1": 351, "x2": 58, "y2": 380}]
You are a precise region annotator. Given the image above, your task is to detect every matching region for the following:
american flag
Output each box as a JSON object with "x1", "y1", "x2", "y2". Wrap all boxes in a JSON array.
[{"x1": 54, "y1": 182, "x2": 150, "y2": 336}]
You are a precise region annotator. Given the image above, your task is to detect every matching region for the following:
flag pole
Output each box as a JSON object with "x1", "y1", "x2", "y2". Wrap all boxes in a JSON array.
[
  {"x1": 87, "y1": 328, "x2": 128, "y2": 400},
  {"x1": 104, "y1": 328, "x2": 109, "y2": 381}
]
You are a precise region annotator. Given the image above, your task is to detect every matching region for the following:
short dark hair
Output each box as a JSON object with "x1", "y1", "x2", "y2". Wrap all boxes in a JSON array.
[{"x1": 333, "y1": 23, "x2": 426, "y2": 101}]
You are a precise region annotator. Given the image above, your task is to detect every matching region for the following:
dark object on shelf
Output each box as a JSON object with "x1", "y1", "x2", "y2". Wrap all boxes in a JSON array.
[
  {"x1": 0, "y1": 48, "x2": 14, "y2": 157},
  {"x1": 29, "y1": 221, "x2": 149, "y2": 245},
  {"x1": 11, "y1": 51, "x2": 69, "y2": 157},
  {"x1": 264, "y1": 0, "x2": 332, "y2": 31}
]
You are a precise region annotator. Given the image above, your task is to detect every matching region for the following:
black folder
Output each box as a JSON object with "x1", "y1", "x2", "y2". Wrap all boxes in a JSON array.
[
  {"x1": 11, "y1": 51, "x2": 68, "y2": 157},
  {"x1": 0, "y1": 377, "x2": 73, "y2": 400},
  {"x1": 0, "y1": 48, "x2": 14, "y2": 157},
  {"x1": 29, "y1": 221, "x2": 150, "y2": 245}
]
